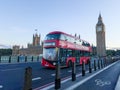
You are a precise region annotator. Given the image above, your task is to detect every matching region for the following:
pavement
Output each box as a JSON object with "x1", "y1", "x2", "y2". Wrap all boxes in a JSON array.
[
  {"x1": 34, "y1": 60, "x2": 120, "y2": 90},
  {"x1": 115, "y1": 75, "x2": 120, "y2": 90}
]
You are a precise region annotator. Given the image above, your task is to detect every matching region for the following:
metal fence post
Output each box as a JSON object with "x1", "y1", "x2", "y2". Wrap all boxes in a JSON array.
[{"x1": 23, "y1": 67, "x2": 32, "y2": 90}]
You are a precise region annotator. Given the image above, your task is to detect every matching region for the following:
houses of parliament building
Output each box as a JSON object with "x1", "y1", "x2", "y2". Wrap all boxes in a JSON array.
[{"x1": 12, "y1": 33, "x2": 43, "y2": 56}]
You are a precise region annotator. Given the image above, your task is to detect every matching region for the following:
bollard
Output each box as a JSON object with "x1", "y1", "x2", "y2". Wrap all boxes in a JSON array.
[
  {"x1": 107, "y1": 58, "x2": 108, "y2": 65},
  {"x1": 104, "y1": 58, "x2": 107, "y2": 66},
  {"x1": 9, "y1": 56, "x2": 11, "y2": 63},
  {"x1": 94, "y1": 60, "x2": 96, "y2": 71},
  {"x1": 106, "y1": 58, "x2": 108, "y2": 65},
  {"x1": 88, "y1": 60, "x2": 92, "y2": 73},
  {"x1": 112, "y1": 58, "x2": 114, "y2": 63},
  {"x1": 25, "y1": 56, "x2": 27, "y2": 62},
  {"x1": 82, "y1": 61, "x2": 85, "y2": 76},
  {"x1": 55, "y1": 62, "x2": 61, "y2": 90},
  {"x1": 107, "y1": 58, "x2": 109, "y2": 65},
  {"x1": 101, "y1": 59, "x2": 103, "y2": 68},
  {"x1": 72, "y1": 62, "x2": 76, "y2": 81},
  {"x1": 23, "y1": 67, "x2": 32, "y2": 90},
  {"x1": 31, "y1": 56, "x2": 33, "y2": 62},
  {"x1": 98, "y1": 60, "x2": 100, "y2": 69},
  {"x1": 0, "y1": 56, "x2": 1, "y2": 63},
  {"x1": 37, "y1": 56, "x2": 40, "y2": 62},
  {"x1": 103, "y1": 59, "x2": 105, "y2": 67},
  {"x1": 17, "y1": 56, "x2": 19, "y2": 62}
]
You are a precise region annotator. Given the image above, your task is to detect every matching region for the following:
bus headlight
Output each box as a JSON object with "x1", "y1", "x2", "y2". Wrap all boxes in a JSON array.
[{"x1": 53, "y1": 62, "x2": 56, "y2": 65}]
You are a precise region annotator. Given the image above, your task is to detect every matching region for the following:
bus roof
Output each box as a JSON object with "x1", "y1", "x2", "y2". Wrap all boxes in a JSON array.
[{"x1": 48, "y1": 31, "x2": 90, "y2": 44}]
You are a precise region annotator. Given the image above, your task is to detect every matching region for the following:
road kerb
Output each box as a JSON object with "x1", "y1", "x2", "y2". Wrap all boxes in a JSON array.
[{"x1": 115, "y1": 75, "x2": 120, "y2": 90}]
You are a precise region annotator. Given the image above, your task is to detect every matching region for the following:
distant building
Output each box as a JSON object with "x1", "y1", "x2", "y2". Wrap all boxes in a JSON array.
[
  {"x1": 96, "y1": 14, "x2": 106, "y2": 57},
  {"x1": 12, "y1": 33, "x2": 43, "y2": 56}
]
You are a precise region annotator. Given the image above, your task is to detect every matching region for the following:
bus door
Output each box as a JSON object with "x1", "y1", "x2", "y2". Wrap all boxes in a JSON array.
[{"x1": 59, "y1": 48, "x2": 67, "y2": 66}]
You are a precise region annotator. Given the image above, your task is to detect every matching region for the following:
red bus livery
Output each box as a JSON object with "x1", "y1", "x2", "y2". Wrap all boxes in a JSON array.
[{"x1": 41, "y1": 31, "x2": 92, "y2": 68}]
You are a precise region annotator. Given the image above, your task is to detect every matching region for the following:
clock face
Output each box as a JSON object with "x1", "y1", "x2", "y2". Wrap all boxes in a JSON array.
[{"x1": 97, "y1": 26, "x2": 102, "y2": 32}]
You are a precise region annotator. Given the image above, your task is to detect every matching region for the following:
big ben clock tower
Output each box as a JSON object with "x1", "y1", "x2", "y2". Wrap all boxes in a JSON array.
[{"x1": 96, "y1": 14, "x2": 106, "y2": 57}]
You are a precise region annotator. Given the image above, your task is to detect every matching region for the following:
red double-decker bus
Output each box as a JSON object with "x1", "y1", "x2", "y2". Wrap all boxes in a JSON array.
[{"x1": 41, "y1": 31, "x2": 92, "y2": 68}]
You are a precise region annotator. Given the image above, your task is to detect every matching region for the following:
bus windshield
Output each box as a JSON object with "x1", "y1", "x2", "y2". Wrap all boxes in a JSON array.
[
  {"x1": 44, "y1": 34, "x2": 61, "y2": 40},
  {"x1": 43, "y1": 48, "x2": 57, "y2": 61}
]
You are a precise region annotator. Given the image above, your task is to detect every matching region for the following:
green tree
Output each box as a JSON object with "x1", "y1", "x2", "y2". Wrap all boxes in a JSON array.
[{"x1": 0, "y1": 49, "x2": 12, "y2": 56}]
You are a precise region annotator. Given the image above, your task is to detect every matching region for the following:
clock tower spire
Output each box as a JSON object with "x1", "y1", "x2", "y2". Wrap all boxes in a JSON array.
[
  {"x1": 96, "y1": 14, "x2": 106, "y2": 57},
  {"x1": 97, "y1": 13, "x2": 104, "y2": 27}
]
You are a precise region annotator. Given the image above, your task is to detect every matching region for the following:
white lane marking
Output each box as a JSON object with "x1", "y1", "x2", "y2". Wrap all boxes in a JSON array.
[
  {"x1": 68, "y1": 70, "x2": 72, "y2": 72},
  {"x1": 0, "y1": 85, "x2": 3, "y2": 88},
  {"x1": 36, "y1": 70, "x2": 90, "y2": 90},
  {"x1": 95, "y1": 79, "x2": 111, "y2": 87},
  {"x1": 115, "y1": 75, "x2": 120, "y2": 90},
  {"x1": 40, "y1": 85, "x2": 54, "y2": 90},
  {"x1": 1, "y1": 68, "x2": 23, "y2": 71},
  {"x1": 34, "y1": 61, "x2": 118, "y2": 90},
  {"x1": 51, "y1": 73, "x2": 55, "y2": 76},
  {"x1": 65, "y1": 61, "x2": 118, "y2": 90},
  {"x1": 32, "y1": 77, "x2": 41, "y2": 81},
  {"x1": 51, "y1": 73, "x2": 62, "y2": 76}
]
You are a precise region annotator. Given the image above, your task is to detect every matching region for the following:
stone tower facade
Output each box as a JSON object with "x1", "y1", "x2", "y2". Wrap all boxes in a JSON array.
[
  {"x1": 12, "y1": 32, "x2": 43, "y2": 56},
  {"x1": 96, "y1": 14, "x2": 106, "y2": 57},
  {"x1": 12, "y1": 45, "x2": 20, "y2": 55},
  {"x1": 33, "y1": 33, "x2": 40, "y2": 46}
]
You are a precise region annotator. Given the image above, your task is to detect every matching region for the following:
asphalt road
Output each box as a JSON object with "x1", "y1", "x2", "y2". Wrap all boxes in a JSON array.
[
  {"x1": 0, "y1": 62, "x2": 89, "y2": 90},
  {"x1": 0, "y1": 62, "x2": 41, "y2": 90},
  {"x1": 0, "y1": 60, "x2": 119, "y2": 90}
]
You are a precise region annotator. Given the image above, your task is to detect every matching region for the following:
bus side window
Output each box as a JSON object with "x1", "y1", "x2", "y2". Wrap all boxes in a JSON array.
[
  {"x1": 67, "y1": 49, "x2": 72, "y2": 57},
  {"x1": 60, "y1": 34, "x2": 65, "y2": 41},
  {"x1": 84, "y1": 51, "x2": 89, "y2": 56},
  {"x1": 79, "y1": 51, "x2": 81, "y2": 57},
  {"x1": 60, "y1": 48, "x2": 66, "y2": 57},
  {"x1": 81, "y1": 51, "x2": 84, "y2": 56},
  {"x1": 80, "y1": 51, "x2": 83, "y2": 56},
  {"x1": 75, "y1": 50, "x2": 78, "y2": 57},
  {"x1": 84, "y1": 51, "x2": 87, "y2": 56},
  {"x1": 63, "y1": 49, "x2": 67, "y2": 57},
  {"x1": 59, "y1": 48, "x2": 63, "y2": 58}
]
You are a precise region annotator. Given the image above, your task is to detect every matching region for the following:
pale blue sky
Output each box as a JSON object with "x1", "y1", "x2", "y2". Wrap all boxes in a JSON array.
[{"x1": 0, "y1": 0, "x2": 120, "y2": 48}]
